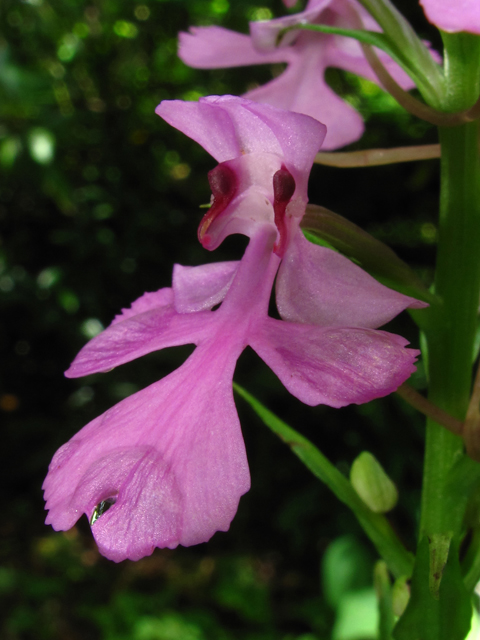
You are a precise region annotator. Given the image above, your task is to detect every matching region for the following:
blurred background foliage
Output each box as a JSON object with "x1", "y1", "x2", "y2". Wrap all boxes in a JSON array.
[{"x1": 1, "y1": 0, "x2": 441, "y2": 638}]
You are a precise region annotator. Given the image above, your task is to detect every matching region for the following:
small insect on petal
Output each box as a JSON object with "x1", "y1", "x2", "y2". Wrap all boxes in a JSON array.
[{"x1": 90, "y1": 496, "x2": 117, "y2": 526}]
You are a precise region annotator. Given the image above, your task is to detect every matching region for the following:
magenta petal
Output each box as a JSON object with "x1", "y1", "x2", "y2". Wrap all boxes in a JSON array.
[
  {"x1": 245, "y1": 49, "x2": 364, "y2": 150},
  {"x1": 44, "y1": 344, "x2": 250, "y2": 561},
  {"x1": 173, "y1": 261, "x2": 239, "y2": 313},
  {"x1": 66, "y1": 304, "x2": 214, "y2": 377},
  {"x1": 420, "y1": 0, "x2": 480, "y2": 34},
  {"x1": 237, "y1": 97, "x2": 326, "y2": 176},
  {"x1": 179, "y1": 26, "x2": 287, "y2": 68},
  {"x1": 157, "y1": 95, "x2": 325, "y2": 167},
  {"x1": 276, "y1": 232, "x2": 427, "y2": 328},
  {"x1": 111, "y1": 288, "x2": 173, "y2": 325},
  {"x1": 156, "y1": 98, "x2": 242, "y2": 163},
  {"x1": 250, "y1": 318, "x2": 418, "y2": 408},
  {"x1": 328, "y1": 43, "x2": 416, "y2": 91}
]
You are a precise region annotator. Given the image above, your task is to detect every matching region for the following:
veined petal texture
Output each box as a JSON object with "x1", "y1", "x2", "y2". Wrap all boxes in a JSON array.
[
  {"x1": 250, "y1": 318, "x2": 418, "y2": 408},
  {"x1": 44, "y1": 341, "x2": 250, "y2": 562},
  {"x1": 65, "y1": 291, "x2": 214, "y2": 377}
]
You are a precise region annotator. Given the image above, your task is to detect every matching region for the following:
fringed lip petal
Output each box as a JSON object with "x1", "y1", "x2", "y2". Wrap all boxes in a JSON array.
[
  {"x1": 65, "y1": 298, "x2": 215, "y2": 378},
  {"x1": 276, "y1": 232, "x2": 427, "y2": 328},
  {"x1": 111, "y1": 288, "x2": 174, "y2": 325},
  {"x1": 250, "y1": 318, "x2": 419, "y2": 408},
  {"x1": 44, "y1": 343, "x2": 250, "y2": 562}
]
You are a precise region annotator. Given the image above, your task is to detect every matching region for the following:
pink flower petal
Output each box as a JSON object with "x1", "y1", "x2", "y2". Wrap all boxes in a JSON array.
[
  {"x1": 66, "y1": 301, "x2": 214, "y2": 377},
  {"x1": 420, "y1": 0, "x2": 480, "y2": 34},
  {"x1": 178, "y1": 26, "x2": 287, "y2": 68},
  {"x1": 156, "y1": 98, "x2": 242, "y2": 163},
  {"x1": 245, "y1": 42, "x2": 364, "y2": 150},
  {"x1": 173, "y1": 261, "x2": 240, "y2": 313},
  {"x1": 44, "y1": 343, "x2": 250, "y2": 561},
  {"x1": 111, "y1": 288, "x2": 174, "y2": 325},
  {"x1": 276, "y1": 232, "x2": 427, "y2": 328},
  {"x1": 250, "y1": 318, "x2": 418, "y2": 407},
  {"x1": 156, "y1": 95, "x2": 325, "y2": 170},
  {"x1": 237, "y1": 98, "x2": 326, "y2": 178}
]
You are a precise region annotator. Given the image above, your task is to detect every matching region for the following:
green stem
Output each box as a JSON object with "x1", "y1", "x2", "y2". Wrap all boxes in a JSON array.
[{"x1": 419, "y1": 120, "x2": 480, "y2": 540}]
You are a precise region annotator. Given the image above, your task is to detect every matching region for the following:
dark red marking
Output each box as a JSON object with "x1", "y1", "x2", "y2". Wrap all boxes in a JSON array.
[
  {"x1": 198, "y1": 163, "x2": 238, "y2": 246},
  {"x1": 273, "y1": 166, "x2": 296, "y2": 257}
]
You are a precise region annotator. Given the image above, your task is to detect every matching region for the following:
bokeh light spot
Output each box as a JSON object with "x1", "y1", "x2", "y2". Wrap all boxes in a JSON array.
[
  {"x1": 28, "y1": 128, "x2": 55, "y2": 165},
  {"x1": 113, "y1": 21, "x2": 138, "y2": 39},
  {"x1": 81, "y1": 318, "x2": 104, "y2": 338}
]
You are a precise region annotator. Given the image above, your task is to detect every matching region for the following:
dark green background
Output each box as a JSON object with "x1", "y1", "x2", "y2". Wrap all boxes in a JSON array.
[{"x1": 1, "y1": 0, "x2": 440, "y2": 637}]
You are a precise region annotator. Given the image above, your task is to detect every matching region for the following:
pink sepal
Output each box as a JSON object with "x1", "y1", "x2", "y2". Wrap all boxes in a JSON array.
[{"x1": 276, "y1": 232, "x2": 427, "y2": 328}]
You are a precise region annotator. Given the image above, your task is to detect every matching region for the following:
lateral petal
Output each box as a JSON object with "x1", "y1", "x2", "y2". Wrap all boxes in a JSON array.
[
  {"x1": 250, "y1": 318, "x2": 419, "y2": 408},
  {"x1": 66, "y1": 299, "x2": 214, "y2": 377}
]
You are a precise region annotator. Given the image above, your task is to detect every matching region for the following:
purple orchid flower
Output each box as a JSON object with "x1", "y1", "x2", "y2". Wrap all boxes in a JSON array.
[
  {"x1": 179, "y1": 0, "x2": 422, "y2": 149},
  {"x1": 420, "y1": 0, "x2": 480, "y2": 34},
  {"x1": 44, "y1": 96, "x2": 425, "y2": 562}
]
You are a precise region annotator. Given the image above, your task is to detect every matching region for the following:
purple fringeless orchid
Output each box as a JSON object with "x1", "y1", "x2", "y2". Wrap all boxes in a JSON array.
[
  {"x1": 420, "y1": 0, "x2": 480, "y2": 34},
  {"x1": 43, "y1": 96, "x2": 426, "y2": 562},
  {"x1": 179, "y1": 0, "x2": 424, "y2": 149}
]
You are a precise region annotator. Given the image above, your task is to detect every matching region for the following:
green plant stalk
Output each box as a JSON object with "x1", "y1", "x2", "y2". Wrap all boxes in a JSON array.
[
  {"x1": 234, "y1": 384, "x2": 414, "y2": 579},
  {"x1": 419, "y1": 120, "x2": 480, "y2": 541},
  {"x1": 354, "y1": 0, "x2": 444, "y2": 105}
]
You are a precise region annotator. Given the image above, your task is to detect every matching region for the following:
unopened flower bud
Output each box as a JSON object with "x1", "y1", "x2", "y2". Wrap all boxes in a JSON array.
[{"x1": 350, "y1": 451, "x2": 398, "y2": 514}]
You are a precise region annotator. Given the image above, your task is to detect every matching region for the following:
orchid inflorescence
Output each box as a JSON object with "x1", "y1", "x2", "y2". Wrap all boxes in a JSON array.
[{"x1": 43, "y1": 2, "x2": 480, "y2": 637}]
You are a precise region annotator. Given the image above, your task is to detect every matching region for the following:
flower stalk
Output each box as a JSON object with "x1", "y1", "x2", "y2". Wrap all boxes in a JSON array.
[
  {"x1": 314, "y1": 144, "x2": 441, "y2": 167},
  {"x1": 419, "y1": 117, "x2": 480, "y2": 540}
]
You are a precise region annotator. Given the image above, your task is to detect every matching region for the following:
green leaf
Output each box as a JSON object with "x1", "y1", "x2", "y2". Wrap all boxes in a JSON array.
[
  {"x1": 322, "y1": 536, "x2": 374, "y2": 609},
  {"x1": 301, "y1": 204, "x2": 435, "y2": 304},
  {"x1": 393, "y1": 537, "x2": 472, "y2": 640},
  {"x1": 233, "y1": 384, "x2": 414, "y2": 579}
]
